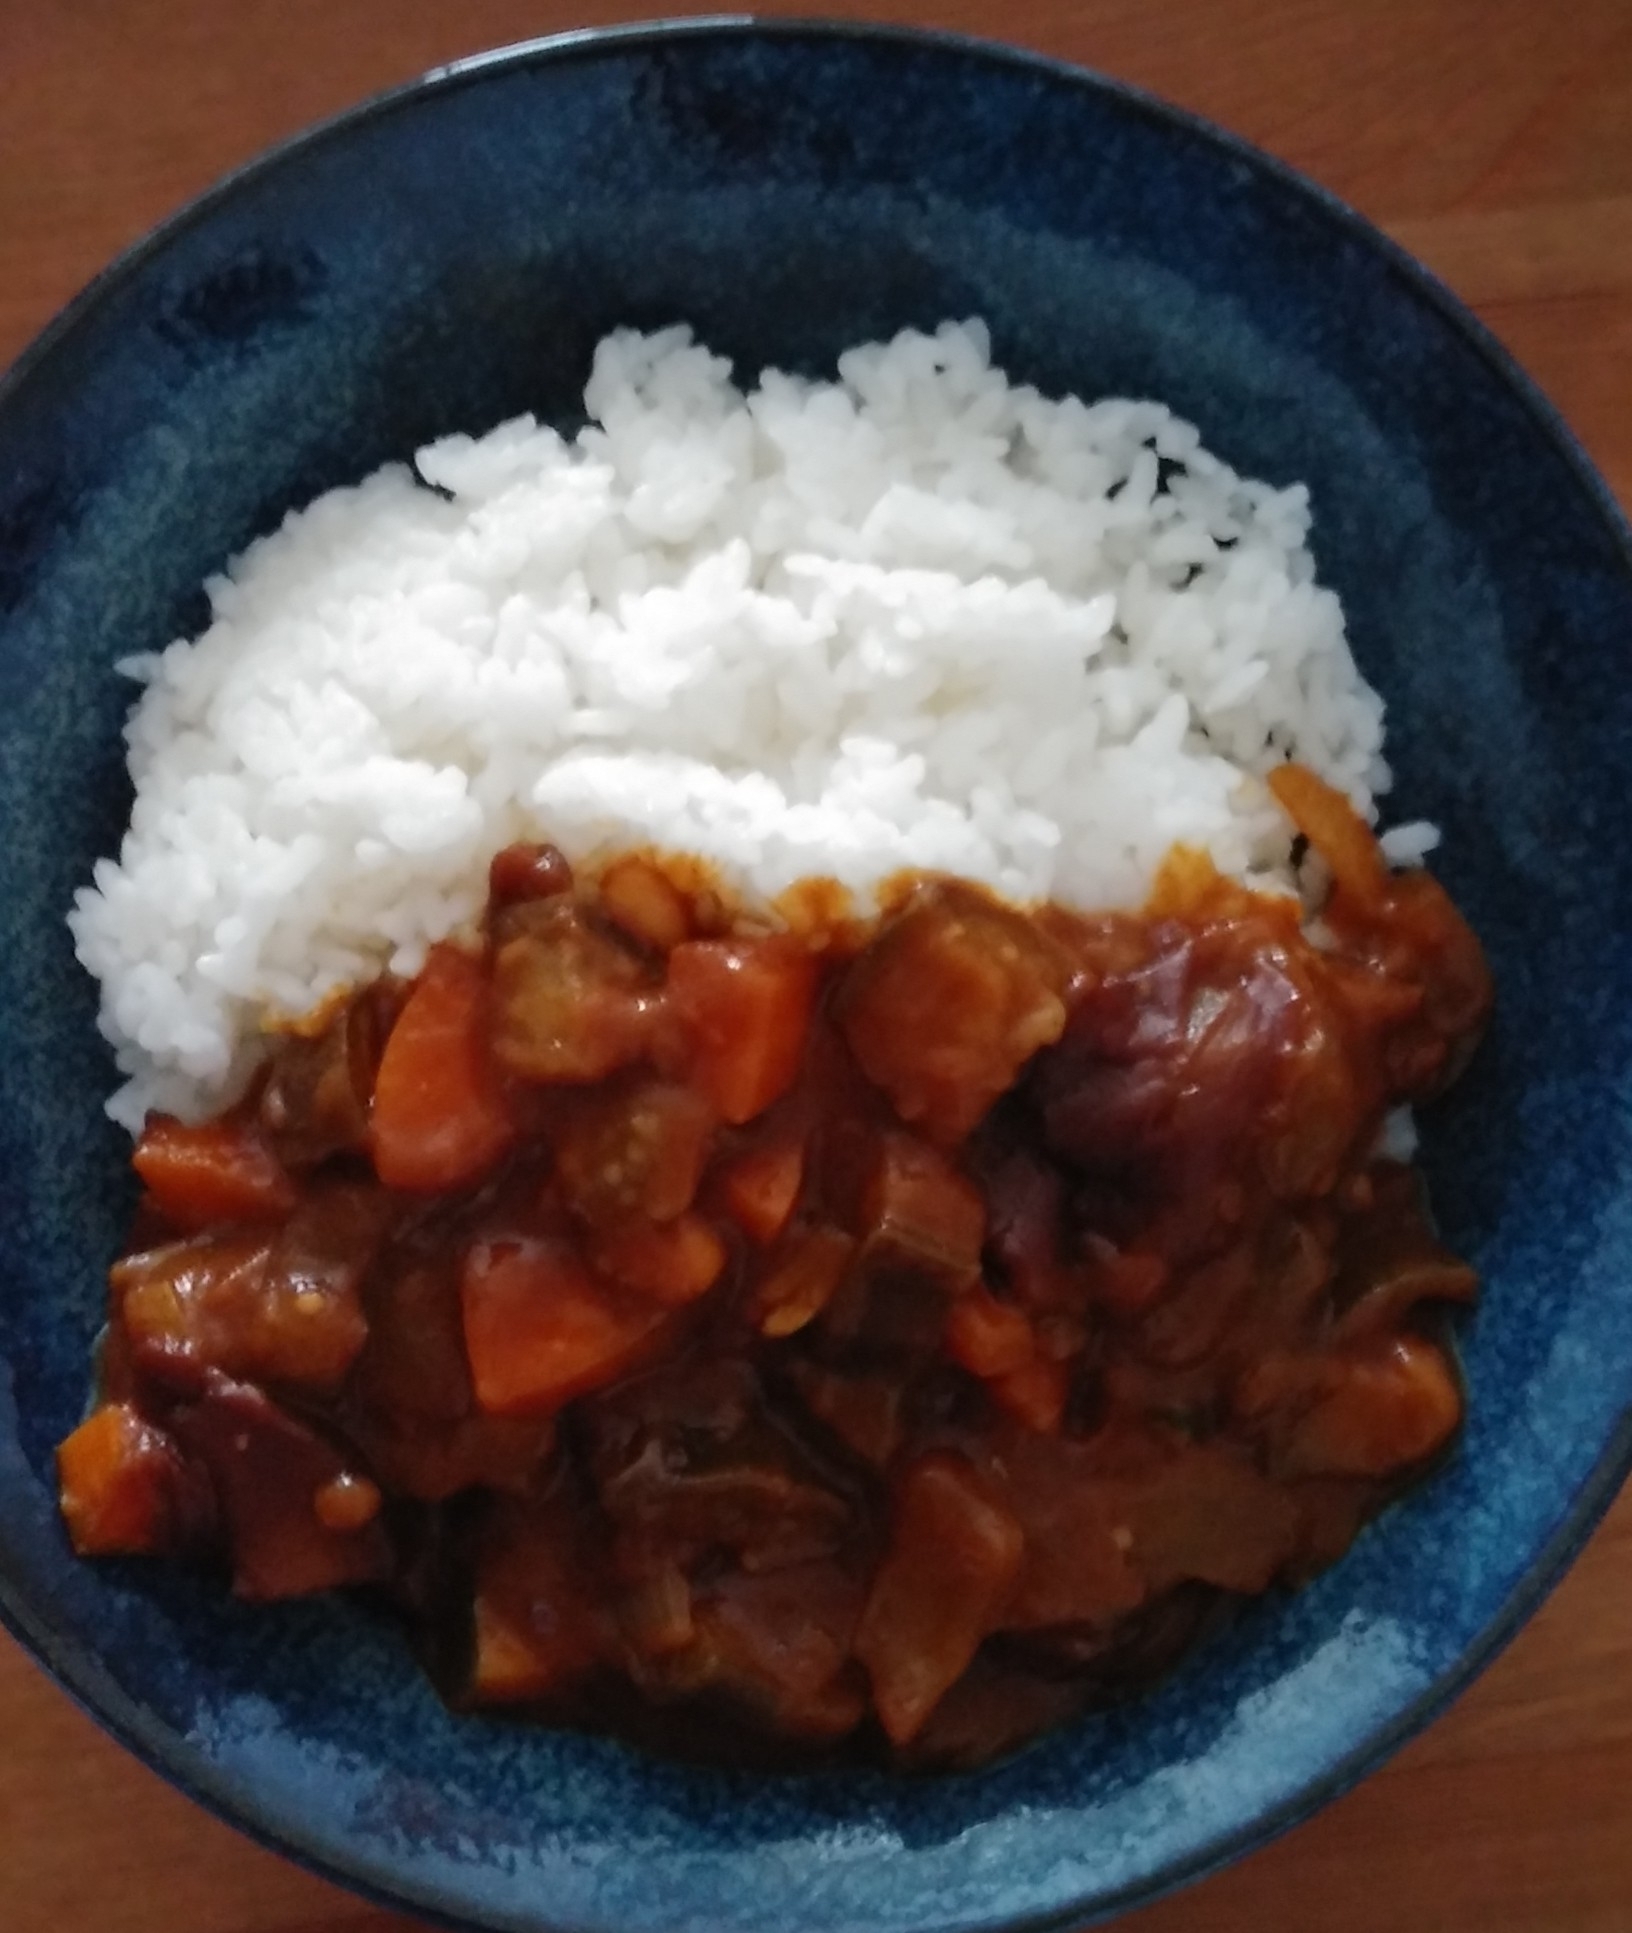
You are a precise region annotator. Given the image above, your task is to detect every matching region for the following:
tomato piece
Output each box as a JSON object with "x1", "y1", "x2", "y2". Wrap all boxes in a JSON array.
[
  {"x1": 371, "y1": 944, "x2": 513, "y2": 1191},
  {"x1": 461, "y1": 1239, "x2": 666, "y2": 1416},
  {"x1": 57, "y1": 1404, "x2": 190, "y2": 1556},
  {"x1": 855, "y1": 1454, "x2": 1024, "y2": 1744},
  {"x1": 133, "y1": 1112, "x2": 296, "y2": 1229},
  {"x1": 592, "y1": 1214, "x2": 727, "y2": 1307},
  {"x1": 668, "y1": 936, "x2": 817, "y2": 1125},
  {"x1": 718, "y1": 1140, "x2": 805, "y2": 1244}
]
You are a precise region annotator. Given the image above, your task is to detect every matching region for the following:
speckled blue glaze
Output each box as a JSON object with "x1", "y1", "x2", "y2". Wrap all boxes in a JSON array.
[{"x1": 1, "y1": 20, "x2": 1630, "y2": 1933}]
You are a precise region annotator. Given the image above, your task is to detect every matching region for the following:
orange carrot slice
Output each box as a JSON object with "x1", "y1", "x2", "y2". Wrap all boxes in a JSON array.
[
  {"x1": 667, "y1": 937, "x2": 816, "y2": 1125},
  {"x1": 461, "y1": 1239, "x2": 665, "y2": 1416},
  {"x1": 133, "y1": 1113, "x2": 296, "y2": 1229},
  {"x1": 371, "y1": 944, "x2": 513, "y2": 1191}
]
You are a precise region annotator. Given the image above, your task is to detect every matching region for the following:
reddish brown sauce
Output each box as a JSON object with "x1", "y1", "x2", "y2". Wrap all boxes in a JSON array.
[{"x1": 57, "y1": 766, "x2": 1491, "y2": 1770}]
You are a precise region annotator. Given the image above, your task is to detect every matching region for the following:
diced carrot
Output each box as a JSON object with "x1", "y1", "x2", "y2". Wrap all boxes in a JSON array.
[
  {"x1": 667, "y1": 936, "x2": 817, "y2": 1125},
  {"x1": 592, "y1": 1214, "x2": 727, "y2": 1307},
  {"x1": 133, "y1": 1113, "x2": 296, "y2": 1230},
  {"x1": 945, "y1": 1287, "x2": 1035, "y2": 1379},
  {"x1": 1268, "y1": 762, "x2": 1388, "y2": 911},
  {"x1": 989, "y1": 1355, "x2": 1070, "y2": 1434},
  {"x1": 371, "y1": 944, "x2": 514, "y2": 1191},
  {"x1": 461, "y1": 1239, "x2": 666, "y2": 1416},
  {"x1": 598, "y1": 856, "x2": 691, "y2": 952},
  {"x1": 719, "y1": 1141, "x2": 805, "y2": 1244},
  {"x1": 57, "y1": 1404, "x2": 184, "y2": 1555},
  {"x1": 752, "y1": 1226, "x2": 855, "y2": 1338},
  {"x1": 855, "y1": 1453, "x2": 1024, "y2": 1744}
]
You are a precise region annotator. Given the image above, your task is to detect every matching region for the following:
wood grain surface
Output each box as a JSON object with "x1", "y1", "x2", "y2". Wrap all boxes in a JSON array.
[{"x1": 2, "y1": 4, "x2": 1628, "y2": 1930}]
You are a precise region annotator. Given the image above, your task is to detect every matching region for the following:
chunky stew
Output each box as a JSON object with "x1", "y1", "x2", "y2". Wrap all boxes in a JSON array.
[{"x1": 58, "y1": 765, "x2": 1490, "y2": 1769}]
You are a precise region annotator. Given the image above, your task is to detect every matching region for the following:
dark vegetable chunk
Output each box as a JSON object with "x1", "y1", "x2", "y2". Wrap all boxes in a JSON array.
[
  {"x1": 840, "y1": 882, "x2": 1070, "y2": 1140},
  {"x1": 171, "y1": 1375, "x2": 391, "y2": 1600},
  {"x1": 860, "y1": 1134, "x2": 985, "y2": 1290},
  {"x1": 855, "y1": 1453, "x2": 1025, "y2": 1743},
  {"x1": 259, "y1": 993, "x2": 385, "y2": 1168},
  {"x1": 586, "y1": 1361, "x2": 853, "y2": 1575},
  {"x1": 490, "y1": 898, "x2": 656, "y2": 1083},
  {"x1": 789, "y1": 1362, "x2": 907, "y2": 1470},
  {"x1": 552, "y1": 1078, "x2": 714, "y2": 1228},
  {"x1": 468, "y1": 1499, "x2": 604, "y2": 1705},
  {"x1": 114, "y1": 1184, "x2": 384, "y2": 1395},
  {"x1": 656, "y1": 1563, "x2": 869, "y2": 1742},
  {"x1": 351, "y1": 1255, "x2": 555, "y2": 1499}
]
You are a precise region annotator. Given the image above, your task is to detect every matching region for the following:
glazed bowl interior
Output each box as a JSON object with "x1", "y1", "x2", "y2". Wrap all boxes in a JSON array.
[{"x1": 2, "y1": 22, "x2": 1631, "y2": 1933}]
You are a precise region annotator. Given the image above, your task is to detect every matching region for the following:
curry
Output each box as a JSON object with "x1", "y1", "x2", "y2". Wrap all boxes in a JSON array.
[{"x1": 58, "y1": 765, "x2": 1490, "y2": 1769}]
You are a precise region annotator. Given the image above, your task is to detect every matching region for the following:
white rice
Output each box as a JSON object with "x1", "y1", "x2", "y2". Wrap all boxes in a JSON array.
[{"x1": 70, "y1": 320, "x2": 1433, "y2": 1130}]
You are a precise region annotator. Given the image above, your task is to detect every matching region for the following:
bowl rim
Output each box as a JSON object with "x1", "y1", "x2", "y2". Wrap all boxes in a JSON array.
[{"x1": 4, "y1": 16, "x2": 1632, "y2": 1933}]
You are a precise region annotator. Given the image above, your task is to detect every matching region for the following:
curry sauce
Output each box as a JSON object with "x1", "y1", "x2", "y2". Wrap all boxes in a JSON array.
[{"x1": 57, "y1": 764, "x2": 1490, "y2": 1770}]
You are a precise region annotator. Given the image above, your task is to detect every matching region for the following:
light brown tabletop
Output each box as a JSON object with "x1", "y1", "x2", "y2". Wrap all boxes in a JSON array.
[{"x1": 3, "y1": 3, "x2": 1630, "y2": 1930}]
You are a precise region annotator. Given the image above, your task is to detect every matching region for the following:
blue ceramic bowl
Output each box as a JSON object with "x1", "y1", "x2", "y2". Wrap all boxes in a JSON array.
[{"x1": 2, "y1": 20, "x2": 1630, "y2": 1933}]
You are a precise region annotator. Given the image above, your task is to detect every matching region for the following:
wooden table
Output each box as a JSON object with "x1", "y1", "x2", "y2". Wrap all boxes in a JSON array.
[{"x1": 3, "y1": 3, "x2": 1629, "y2": 1929}]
